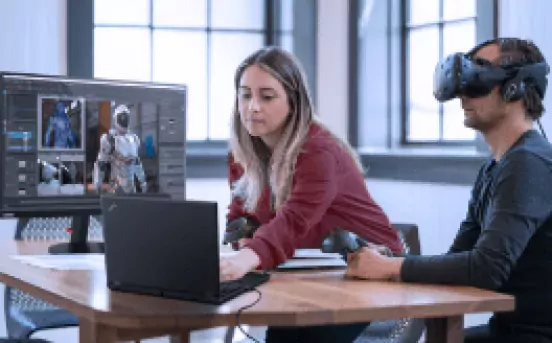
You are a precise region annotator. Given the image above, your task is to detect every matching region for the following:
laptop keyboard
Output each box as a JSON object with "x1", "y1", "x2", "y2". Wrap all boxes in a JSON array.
[
  {"x1": 220, "y1": 279, "x2": 244, "y2": 294},
  {"x1": 219, "y1": 272, "x2": 270, "y2": 297}
]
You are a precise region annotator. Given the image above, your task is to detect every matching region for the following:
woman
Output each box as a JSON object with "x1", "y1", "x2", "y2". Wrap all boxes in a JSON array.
[{"x1": 220, "y1": 46, "x2": 403, "y2": 343}]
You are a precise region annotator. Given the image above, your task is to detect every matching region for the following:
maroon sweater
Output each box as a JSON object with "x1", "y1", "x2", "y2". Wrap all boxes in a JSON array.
[{"x1": 227, "y1": 124, "x2": 402, "y2": 269}]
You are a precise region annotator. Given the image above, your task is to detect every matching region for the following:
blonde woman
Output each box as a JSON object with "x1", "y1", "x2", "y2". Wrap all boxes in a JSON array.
[{"x1": 220, "y1": 46, "x2": 402, "y2": 342}]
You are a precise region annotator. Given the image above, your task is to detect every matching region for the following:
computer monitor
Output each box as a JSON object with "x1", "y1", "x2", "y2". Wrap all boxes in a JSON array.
[{"x1": 0, "y1": 72, "x2": 187, "y2": 254}]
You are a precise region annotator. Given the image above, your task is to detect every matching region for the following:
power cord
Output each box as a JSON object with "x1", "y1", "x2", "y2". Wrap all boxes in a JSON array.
[{"x1": 236, "y1": 288, "x2": 264, "y2": 343}]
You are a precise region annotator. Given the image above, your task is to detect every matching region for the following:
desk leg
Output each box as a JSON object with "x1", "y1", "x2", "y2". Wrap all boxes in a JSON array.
[
  {"x1": 425, "y1": 315, "x2": 463, "y2": 343},
  {"x1": 79, "y1": 317, "x2": 118, "y2": 343}
]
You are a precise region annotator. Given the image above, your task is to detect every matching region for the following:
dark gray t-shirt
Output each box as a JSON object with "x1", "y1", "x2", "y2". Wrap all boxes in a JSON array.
[{"x1": 401, "y1": 129, "x2": 552, "y2": 330}]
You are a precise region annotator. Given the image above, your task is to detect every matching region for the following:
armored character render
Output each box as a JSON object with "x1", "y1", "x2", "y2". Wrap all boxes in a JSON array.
[
  {"x1": 92, "y1": 105, "x2": 147, "y2": 194},
  {"x1": 44, "y1": 101, "x2": 77, "y2": 148}
]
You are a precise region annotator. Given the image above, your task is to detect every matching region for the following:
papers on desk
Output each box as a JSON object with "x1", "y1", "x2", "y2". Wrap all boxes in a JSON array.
[
  {"x1": 11, "y1": 249, "x2": 345, "y2": 271},
  {"x1": 292, "y1": 249, "x2": 342, "y2": 259},
  {"x1": 10, "y1": 254, "x2": 105, "y2": 271},
  {"x1": 276, "y1": 249, "x2": 347, "y2": 270}
]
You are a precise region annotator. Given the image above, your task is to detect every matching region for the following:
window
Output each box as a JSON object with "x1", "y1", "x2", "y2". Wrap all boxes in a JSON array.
[
  {"x1": 404, "y1": 0, "x2": 477, "y2": 143},
  {"x1": 93, "y1": 0, "x2": 294, "y2": 141}
]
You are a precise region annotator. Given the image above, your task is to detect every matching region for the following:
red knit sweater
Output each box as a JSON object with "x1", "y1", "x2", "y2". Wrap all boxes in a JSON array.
[{"x1": 227, "y1": 123, "x2": 403, "y2": 269}]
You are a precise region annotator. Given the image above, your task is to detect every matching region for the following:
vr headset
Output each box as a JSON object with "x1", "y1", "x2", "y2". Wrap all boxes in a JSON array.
[{"x1": 433, "y1": 39, "x2": 550, "y2": 103}]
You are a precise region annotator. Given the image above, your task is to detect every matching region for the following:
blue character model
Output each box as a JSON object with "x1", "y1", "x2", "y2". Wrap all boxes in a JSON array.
[{"x1": 43, "y1": 101, "x2": 77, "y2": 148}]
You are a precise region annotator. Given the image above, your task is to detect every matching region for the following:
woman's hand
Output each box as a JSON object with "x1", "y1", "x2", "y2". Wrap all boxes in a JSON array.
[
  {"x1": 345, "y1": 247, "x2": 404, "y2": 280},
  {"x1": 238, "y1": 238, "x2": 251, "y2": 249},
  {"x1": 220, "y1": 248, "x2": 261, "y2": 282}
]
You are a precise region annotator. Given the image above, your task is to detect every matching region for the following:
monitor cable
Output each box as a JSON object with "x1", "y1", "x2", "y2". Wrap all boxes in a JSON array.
[{"x1": 236, "y1": 287, "x2": 264, "y2": 343}]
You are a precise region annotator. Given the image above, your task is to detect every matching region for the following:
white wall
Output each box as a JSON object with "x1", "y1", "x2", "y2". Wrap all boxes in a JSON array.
[{"x1": 0, "y1": 0, "x2": 67, "y2": 75}]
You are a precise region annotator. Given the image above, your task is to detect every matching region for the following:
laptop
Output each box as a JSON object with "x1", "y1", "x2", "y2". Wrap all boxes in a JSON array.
[{"x1": 100, "y1": 194, "x2": 270, "y2": 305}]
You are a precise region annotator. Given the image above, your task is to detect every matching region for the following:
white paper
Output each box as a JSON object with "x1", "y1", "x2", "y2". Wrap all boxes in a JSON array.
[
  {"x1": 293, "y1": 249, "x2": 343, "y2": 259},
  {"x1": 277, "y1": 258, "x2": 347, "y2": 270},
  {"x1": 10, "y1": 254, "x2": 105, "y2": 271}
]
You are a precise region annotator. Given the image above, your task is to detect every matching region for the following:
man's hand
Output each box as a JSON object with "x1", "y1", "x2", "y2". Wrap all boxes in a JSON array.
[
  {"x1": 345, "y1": 247, "x2": 404, "y2": 280},
  {"x1": 220, "y1": 248, "x2": 261, "y2": 282}
]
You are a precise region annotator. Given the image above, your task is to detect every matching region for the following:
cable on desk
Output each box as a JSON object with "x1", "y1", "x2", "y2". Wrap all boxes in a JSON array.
[{"x1": 236, "y1": 287, "x2": 264, "y2": 343}]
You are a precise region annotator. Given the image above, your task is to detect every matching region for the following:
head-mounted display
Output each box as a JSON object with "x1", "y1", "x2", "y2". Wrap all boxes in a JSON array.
[{"x1": 433, "y1": 50, "x2": 550, "y2": 102}]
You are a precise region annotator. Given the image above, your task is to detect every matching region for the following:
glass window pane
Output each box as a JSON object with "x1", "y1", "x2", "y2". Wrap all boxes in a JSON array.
[
  {"x1": 443, "y1": 0, "x2": 476, "y2": 21},
  {"x1": 442, "y1": 20, "x2": 476, "y2": 56},
  {"x1": 211, "y1": 0, "x2": 264, "y2": 30},
  {"x1": 408, "y1": 110, "x2": 440, "y2": 141},
  {"x1": 209, "y1": 33, "x2": 264, "y2": 140},
  {"x1": 280, "y1": 33, "x2": 293, "y2": 53},
  {"x1": 443, "y1": 99, "x2": 476, "y2": 140},
  {"x1": 408, "y1": 26, "x2": 440, "y2": 140},
  {"x1": 152, "y1": 30, "x2": 208, "y2": 141},
  {"x1": 152, "y1": 0, "x2": 207, "y2": 28},
  {"x1": 94, "y1": 27, "x2": 151, "y2": 82},
  {"x1": 409, "y1": 0, "x2": 439, "y2": 26},
  {"x1": 280, "y1": 0, "x2": 293, "y2": 32},
  {"x1": 94, "y1": 0, "x2": 150, "y2": 25}
]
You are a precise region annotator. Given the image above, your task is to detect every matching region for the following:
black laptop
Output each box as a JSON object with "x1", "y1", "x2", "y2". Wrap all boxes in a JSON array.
[{"x1": 100, "y1": 194, "x2": 270, "y2": 305}]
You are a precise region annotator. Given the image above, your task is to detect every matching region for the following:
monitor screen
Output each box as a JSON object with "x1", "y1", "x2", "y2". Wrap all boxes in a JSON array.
[{"x1": 0, "y1": 72, "x2": 187, "y2": 213}]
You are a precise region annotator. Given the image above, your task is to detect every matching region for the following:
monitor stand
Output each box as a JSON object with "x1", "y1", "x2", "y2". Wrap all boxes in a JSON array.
[{"x1": 48, "y1": 214, "x2": 105, "y2": 254}]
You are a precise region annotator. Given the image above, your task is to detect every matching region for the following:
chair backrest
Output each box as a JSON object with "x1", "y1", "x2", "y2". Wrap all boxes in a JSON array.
[
  {"x1": 391, "y1": 223, "x2": 421, "y2": 255},
  {"x1": 15, "y1": 216, "x2": 103, "y2": 241}
]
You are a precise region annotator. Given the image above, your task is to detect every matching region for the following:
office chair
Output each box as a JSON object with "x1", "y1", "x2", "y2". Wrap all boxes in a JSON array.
[
  {"x1": 4, "y1": 216, "x2": 101, "y2": 339},
  {"x1": 353, "y1": 223, "x2": 426, "y2": 343}
]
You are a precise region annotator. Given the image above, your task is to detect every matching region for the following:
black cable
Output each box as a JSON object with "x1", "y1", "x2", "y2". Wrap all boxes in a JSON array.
[
  {"x1": 537, "y1": 118, "x2": 548, "y2": 140},
  {"x1": 236, "y1": 288, "x2": 264, "y2": 343}
]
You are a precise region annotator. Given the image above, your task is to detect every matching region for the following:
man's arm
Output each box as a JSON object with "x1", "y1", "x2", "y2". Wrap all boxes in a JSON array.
[{"x1": 400, "y1": 152, "x2": 552, "y2": 290}]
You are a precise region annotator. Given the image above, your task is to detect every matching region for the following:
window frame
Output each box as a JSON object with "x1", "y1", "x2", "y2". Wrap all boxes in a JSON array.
[
  {"x1": 67, "y1": 0, "x2": 317, "y2": 178},
  {"x1": 401, "y1": 0, "x2": 478, "y2": 146},
  {"x1": 348, "y1": 0, "x2": 499, "y2": 185},
  {"x1": 92, "y1": 0, "x2": 281, "y2": 142}
]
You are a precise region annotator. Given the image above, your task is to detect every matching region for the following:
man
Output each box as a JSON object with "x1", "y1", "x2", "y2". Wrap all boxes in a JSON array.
[{"x1": 346, "y1": 38, "x2": 552, "y2": 342}]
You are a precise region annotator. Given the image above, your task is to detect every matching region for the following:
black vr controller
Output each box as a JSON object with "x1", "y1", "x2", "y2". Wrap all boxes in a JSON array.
[
  {"x1": 321, "y1": 229, "x2": 394, "y2": 257},
  {"x1": 321, "y1": 229, "x2": 368, "y2": 254},
  {"x1": 223, "y1": 217, "x2": 260, "y2": 246}
]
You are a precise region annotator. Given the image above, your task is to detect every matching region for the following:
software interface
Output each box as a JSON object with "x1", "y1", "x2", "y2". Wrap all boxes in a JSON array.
[{"x1": 1, "y1": 73, "x2": 187, "y2": 209}]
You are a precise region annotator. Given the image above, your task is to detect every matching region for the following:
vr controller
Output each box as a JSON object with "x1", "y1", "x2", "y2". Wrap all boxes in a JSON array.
[
  {"x1": 320, "y1": 229, "x2": 394, "y2": 256},
  {"x1": 321, "y1": 229, "x2": 368, "y2": 254},
  {"x1": 223, "y1": 217, "x2": 260, "y2": 247}
]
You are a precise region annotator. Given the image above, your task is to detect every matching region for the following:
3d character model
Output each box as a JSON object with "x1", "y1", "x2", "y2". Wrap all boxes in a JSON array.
[
  {"x1": 92, "y1": 104, "x2": 147, "y2": 194},
  {"x1": 43, "y1": 101, "x2": 78, "y2": 149}
]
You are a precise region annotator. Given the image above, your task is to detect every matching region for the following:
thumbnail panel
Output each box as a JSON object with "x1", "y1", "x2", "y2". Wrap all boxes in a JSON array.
[{"x1": 38, "y1": 96, "x2": 85, "y2": 151}]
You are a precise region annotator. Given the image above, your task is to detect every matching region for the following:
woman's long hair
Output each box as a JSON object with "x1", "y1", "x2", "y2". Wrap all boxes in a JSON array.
[{"x1": 229, "y1": 46, "x2": 363, "y2": 212}]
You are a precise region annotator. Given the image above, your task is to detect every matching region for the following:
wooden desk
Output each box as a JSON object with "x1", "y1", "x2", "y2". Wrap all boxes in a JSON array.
[{"x1": 0, "y1": 238, "x2": 514, "y2": 343}]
